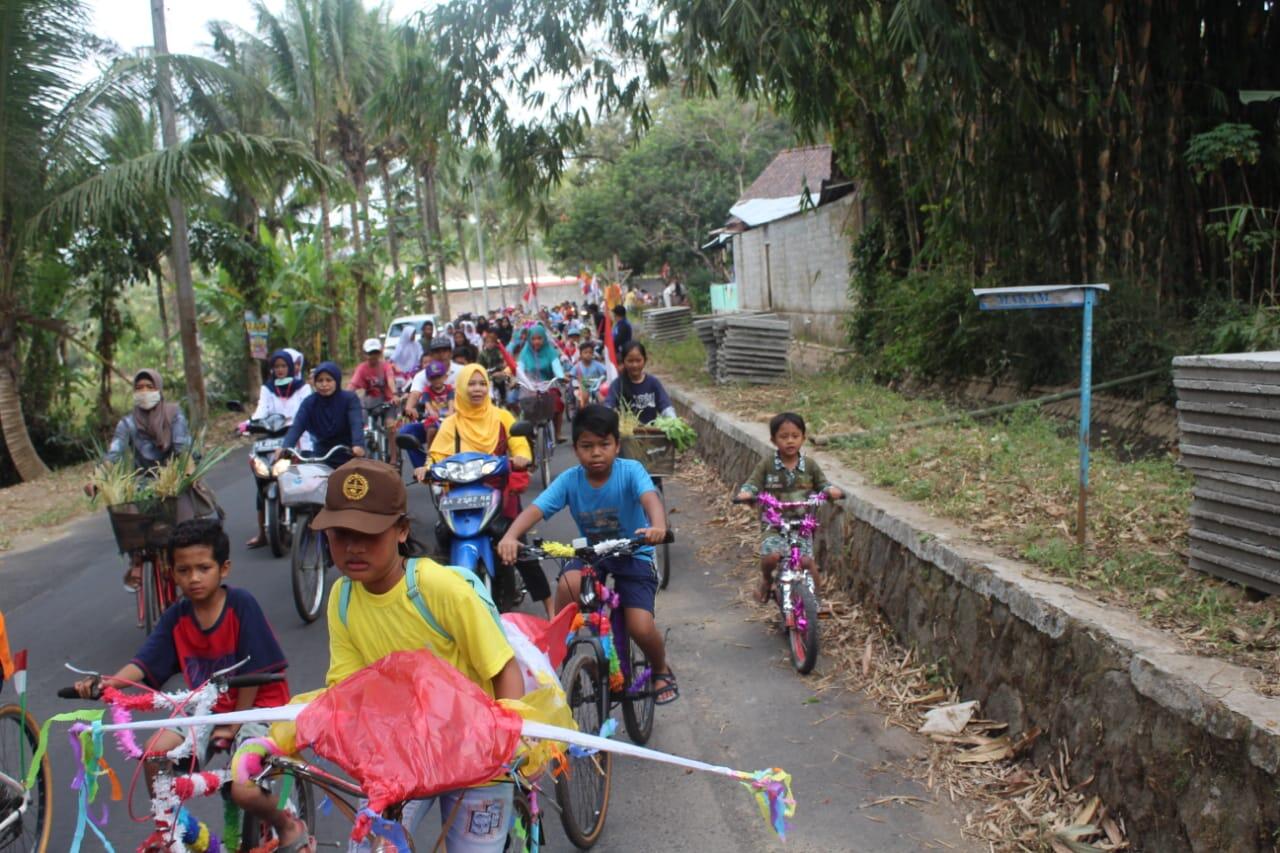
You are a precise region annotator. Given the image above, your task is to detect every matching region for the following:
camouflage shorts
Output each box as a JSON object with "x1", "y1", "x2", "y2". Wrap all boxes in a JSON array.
[{"x1": 760, "y1": 534, "x2": 813, "y2": 559}]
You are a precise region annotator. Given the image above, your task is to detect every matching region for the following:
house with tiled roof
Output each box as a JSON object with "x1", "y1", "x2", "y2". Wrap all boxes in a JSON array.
[{"x1": 705, "y1": 144, "x2": 862, "y2": 344}]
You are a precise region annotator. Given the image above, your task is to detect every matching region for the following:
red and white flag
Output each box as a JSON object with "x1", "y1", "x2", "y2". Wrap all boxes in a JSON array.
[
  {"x1": 10, "y1": 649, "x2": 25, "y2": 700},
  {"x1": 522, "y1": 279, "x2": 538, "y2": 305}
]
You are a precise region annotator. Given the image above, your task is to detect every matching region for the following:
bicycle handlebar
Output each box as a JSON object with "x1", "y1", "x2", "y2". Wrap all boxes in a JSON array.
[
  {"x1": 522, "y1": 531, "x2": 674, "y2": 562},
  {"x1": 285, "y1": 444, "x2": 351, "y2": 463},
  {"x1": 223, "y1": 672, "x2": 287, "y2": 688}
]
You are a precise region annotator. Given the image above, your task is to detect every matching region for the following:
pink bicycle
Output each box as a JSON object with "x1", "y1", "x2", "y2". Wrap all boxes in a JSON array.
[{"x1": 734, "y1": 492, "x2": 828, "y2": 674}]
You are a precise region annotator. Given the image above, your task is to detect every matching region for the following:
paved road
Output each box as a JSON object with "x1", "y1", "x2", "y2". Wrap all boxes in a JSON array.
[{"x1": 0, "y1": 443, "x2": 975, "y2": 851}]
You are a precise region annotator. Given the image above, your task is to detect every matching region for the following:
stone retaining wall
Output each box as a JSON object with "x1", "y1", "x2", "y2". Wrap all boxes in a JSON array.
[{"x1": 671, "y1": 384, "x2": 1280, "y2": 852}]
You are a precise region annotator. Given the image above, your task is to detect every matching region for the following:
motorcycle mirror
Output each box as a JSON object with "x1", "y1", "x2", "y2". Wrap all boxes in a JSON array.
[
  {"x1": 509, "y1": 421, "x2": 535, "y2": 440},
  {"x1": 225, "y1": 400, "x2": 245, "y2": 413},
  {"x1": 396, "y1": 433, "x2": 424, "y2": 453}
]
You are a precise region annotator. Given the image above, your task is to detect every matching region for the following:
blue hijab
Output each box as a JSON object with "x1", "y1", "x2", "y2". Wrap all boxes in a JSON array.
[
  {"x1": 307, "y1": 361, "x2": 353, "y2": 440},
  {"x1": 517, "y1": 324, "x2": 559, "y2": 379},
  {"x1": 269, "y1": 350, "x2": 305, "y2": 398}
]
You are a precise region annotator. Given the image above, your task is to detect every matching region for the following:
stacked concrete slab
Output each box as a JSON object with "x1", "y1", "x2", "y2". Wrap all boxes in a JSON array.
[
  {"x1": 1173, "y1": 351, "x2": 1280, "y2": 593},
  {"x1": 691, "y1": 313, "x2": 790, "y2": 384},
  {"x1": 641, "y1": 307, "x2": 692, "y2": 342}
]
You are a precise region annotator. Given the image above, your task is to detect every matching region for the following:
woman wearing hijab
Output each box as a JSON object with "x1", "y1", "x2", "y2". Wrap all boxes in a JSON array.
[
  {"x1": 87, "y1": 369, "x2": 193, "y2": 589},
  {"x1": 246, "y1": 350, "x2": 313, "y2": 548},
  {"x1": 422, "y1": 364, "x2": 552, "y2": 616},
  {"x1": 274, "y1": 362, "x2": 365, "y2": 467},
  {"x1": 516, "y1": 323, "x2": 567, "y2": 442},
  {"x1": 390, "y1": 326, "x2": 424, "y2": 389}
]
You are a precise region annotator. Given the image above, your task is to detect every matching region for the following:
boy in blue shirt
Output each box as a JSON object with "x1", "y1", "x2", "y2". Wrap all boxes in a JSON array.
[
  {"x1": 571, "y1": 341, "x2": 609, "y2": 408},
  {"x1": 498, "y1": 405, "x2": 677, "y2": 704}
]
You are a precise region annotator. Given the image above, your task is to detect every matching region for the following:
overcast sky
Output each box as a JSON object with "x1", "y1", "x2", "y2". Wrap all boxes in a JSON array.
[{"x1": 88, "y1": 0, "x2": 433, "y2": 57}]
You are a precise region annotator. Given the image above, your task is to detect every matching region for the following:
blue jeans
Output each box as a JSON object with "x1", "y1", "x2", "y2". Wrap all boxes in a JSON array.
[
  {"x1": 398, "y1": 421, "x2": 430, "y2": 469},
  {"x1": 349, "y1": 783, "x2": 514, "y2": 852}
]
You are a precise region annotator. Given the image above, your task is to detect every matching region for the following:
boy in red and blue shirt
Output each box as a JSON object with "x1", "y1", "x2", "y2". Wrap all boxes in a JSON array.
[{"x1": 75, "y1": 518, "x2": 289, "y2": 772}]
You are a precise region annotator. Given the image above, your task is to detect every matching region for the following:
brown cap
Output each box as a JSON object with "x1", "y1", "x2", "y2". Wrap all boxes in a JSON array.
[{"x1": 310, "y1": 458, "x2": 406, "y2": 534}]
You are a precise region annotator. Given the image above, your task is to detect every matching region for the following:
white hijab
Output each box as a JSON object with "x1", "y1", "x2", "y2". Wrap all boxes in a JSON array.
[{"x1": 391, "y1": 327, "x2": 423, "y2": 373}]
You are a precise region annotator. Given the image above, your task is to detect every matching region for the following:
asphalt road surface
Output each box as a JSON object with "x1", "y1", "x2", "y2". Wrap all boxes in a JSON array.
[{"x1": 0, "y1": 442, "x2": 976, "y2": 851}]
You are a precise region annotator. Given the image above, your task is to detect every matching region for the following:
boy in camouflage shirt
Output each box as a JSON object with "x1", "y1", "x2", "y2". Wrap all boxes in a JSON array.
[{"x1": 736, "y1": 412, "x2": 844, "y2": 603}]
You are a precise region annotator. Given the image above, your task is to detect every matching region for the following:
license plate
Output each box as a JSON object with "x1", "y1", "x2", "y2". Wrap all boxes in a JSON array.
[
  {"x1": 440, "y1": 493, "x2": 491, "y2": 511},
  {"x1": 254, "y1": 438, "x2": 284, "y2": 452}
]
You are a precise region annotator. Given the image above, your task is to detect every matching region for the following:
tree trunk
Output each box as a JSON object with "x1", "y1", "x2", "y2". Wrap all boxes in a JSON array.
[
  {"x1": 154, "y1": 271, "x2": 172, "y2": 372},
  {"x1": 454, "y1": 215, "x2": 473, "y2": 291},
  {"x1": 411, "y1": 167, "x2": 436, "y2": 313},
  {"x1": 379, "y1": 159, "x2": 404, "y2": 312},
  {"x1": 316, "y1": 133, "x2": 339, "y2": 358},
  {"x1": 151, "y1": 0, "x2": 207, "y2": 429},
  {"x1": 420, "y1": 160, "x2": 449, "y2": 318},
  {"x1": 349, "y1": 198, "x2": 369, "y2": 345},
  {"x1": 0, "y1": 284, "x2": 50, "y2": 480}
]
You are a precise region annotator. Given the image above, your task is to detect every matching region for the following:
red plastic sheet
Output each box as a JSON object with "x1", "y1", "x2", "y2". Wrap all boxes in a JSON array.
[
  {"x1": 502, "y1": 604, "x2": 578, "y2": 670},
  {"x1": 295, "y1": 649, "x2": 524, "y2": 811}
]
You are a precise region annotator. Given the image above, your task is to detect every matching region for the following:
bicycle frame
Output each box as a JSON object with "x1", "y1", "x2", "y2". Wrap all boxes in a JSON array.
[
  {"x1": 756, "y1": 492, "x2": 826, "y2": 633},
  {"x1": 0, "y1": 769, "x2": 33, "y2": 837},
  {"x1": 61, "y1": 658, "x2": 289, "y2": 851}
]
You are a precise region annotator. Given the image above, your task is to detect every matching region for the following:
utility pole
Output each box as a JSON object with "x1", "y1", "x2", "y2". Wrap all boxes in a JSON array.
[{"x1": 150, "y1": 0, "x2": 207, "y2": 427}]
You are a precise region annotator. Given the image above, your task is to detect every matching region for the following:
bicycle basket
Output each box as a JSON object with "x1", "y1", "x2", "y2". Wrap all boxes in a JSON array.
[
  {"x1": 620, "y1": 430, "x2": 676, "y2": 477},
  {"x1": 278, "y1": 463, "x2": 331, "y2": 507},
  {"x1": 519, "y1": 394, "x2": 556, "y2": 423},
  {"x1": 107, "y1": 498, "x2": 179, "y2": 554}
]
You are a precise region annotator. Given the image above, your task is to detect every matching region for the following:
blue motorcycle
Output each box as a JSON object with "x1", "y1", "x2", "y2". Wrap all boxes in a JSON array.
[{"x1": 397, "y1": 423, "x2": 533, "y2": 611}]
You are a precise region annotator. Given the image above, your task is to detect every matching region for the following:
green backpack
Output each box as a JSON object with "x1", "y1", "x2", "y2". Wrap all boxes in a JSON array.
[{"x1": 336, "y1": 557, "x2": 503, "y2": 642}]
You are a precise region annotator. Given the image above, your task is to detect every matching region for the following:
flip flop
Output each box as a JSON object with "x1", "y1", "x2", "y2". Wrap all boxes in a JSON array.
[
  {"x1": 245, "y1": 535, "x2": 268, "y2": 549},
  {"x1": 652, "y1": 670, "x2": 679, "y2": 705}
]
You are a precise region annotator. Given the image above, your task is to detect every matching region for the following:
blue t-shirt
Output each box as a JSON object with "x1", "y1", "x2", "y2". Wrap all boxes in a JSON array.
[
  {"x1": 534, "y1": 458, "x2": 658, "y2": 561},
  {"x1": 572, "y1": 361, "x2": 608, "y2": 393},
  {"x1": 605, "y1": 374, "x2": 673, "y2": 424}
]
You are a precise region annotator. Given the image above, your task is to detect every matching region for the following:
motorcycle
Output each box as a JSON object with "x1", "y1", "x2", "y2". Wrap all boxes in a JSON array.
[
  {"x1": 396, "y1": 421, "x2": 535, "y2": 612},
  {"x1": 243, "y1": 412, "x2": 294, "y2": 557}
]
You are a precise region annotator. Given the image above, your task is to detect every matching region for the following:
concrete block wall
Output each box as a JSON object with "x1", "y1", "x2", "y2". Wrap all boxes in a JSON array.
[{"x1": 733, "y1": 193, "x2": 861, "y2": 344}]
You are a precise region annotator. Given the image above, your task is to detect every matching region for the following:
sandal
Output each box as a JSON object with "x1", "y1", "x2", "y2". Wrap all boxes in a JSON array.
[
  {"x1": 245, "y1": 534, "x2": 268, "y2": 549},
  {"x1": 276, "y1": 817, "x2": 316, "y2": 853},
  {"x1": 652, "y1": 670, "x2": 680, "y2": 705}
]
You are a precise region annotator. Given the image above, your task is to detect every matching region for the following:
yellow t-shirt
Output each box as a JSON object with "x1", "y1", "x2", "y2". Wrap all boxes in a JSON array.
[{"x1": 325, "y1": 558, "x2": 514, "y2": 696}]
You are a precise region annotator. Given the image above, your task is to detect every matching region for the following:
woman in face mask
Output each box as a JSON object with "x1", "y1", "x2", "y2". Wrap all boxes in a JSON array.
[
  {"x1": 99, "y1": 369, "x2": 192, "y2": 472},
  {"x1": 246, "y1": 350, "x2": 314, "y2": 548},
  {"x1": 86, "y1": 369, "x2": 194, "y2": 591}
]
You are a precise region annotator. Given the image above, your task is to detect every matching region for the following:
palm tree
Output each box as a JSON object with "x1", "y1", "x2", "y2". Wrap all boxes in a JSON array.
[
  {"x1": 1, "y1": 0, "x2": 333, "y2": 479},
  {"x1": 256, "y1": 0, "x2": 343, "y2": 356}
]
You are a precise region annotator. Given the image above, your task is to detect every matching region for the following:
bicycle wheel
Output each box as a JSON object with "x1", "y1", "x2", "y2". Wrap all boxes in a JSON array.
[
  {"x1": 0, "y1": 703, "x2": 52, "y2": 853},
  {"x1": 653, "y1": 481, "x2": 672, "y2": 591},
  {"x1": 555, "y1": 653, "x2": 611, "y2": 849},
  {"x1": 290, "y1": 514, "x2": 326, "y2": 623},
  {"x1": 620, "y1": 633, "x2": 656, "y2": 746},
  {"x1": 505, "y1": 785, "x2": 540, "y2": 853},
  {"x1": 141, "y1": 554, "x2": 166, "y2": 635},
  {"x1": 787, "y1": 582, "x2": 821, "y2": 675},
  {"x1": 266, "y1": 494, "x2": 289, "y2": 559},
  {"x1": 539, "y1": 424, "x2": 553, "y2": 489}
]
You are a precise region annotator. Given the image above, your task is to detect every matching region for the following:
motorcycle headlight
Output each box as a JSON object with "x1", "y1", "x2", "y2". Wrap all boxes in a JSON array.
[
  {"x1": 479, "y1": 459, "x2": 500, "y2": 477},
  {"x1": 251, "y1": 456, "x2": 270, "y2": 478},
  {"x1": 430, "y1": 463, "x2": 450, "y2": 481},
  {"x1": 271, "y1": 458, "x2": 292, "y2": 477}
]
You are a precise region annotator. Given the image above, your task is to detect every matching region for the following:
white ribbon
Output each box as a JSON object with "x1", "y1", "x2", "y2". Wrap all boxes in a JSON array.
[{"x1": 94, "y1": 704, "x2": 740, "y2": 780}]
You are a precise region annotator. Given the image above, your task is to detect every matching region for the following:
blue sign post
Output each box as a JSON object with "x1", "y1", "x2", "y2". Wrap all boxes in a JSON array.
[{"x1": 971, "y1": 284, "x2": 1110, "y2": 547}]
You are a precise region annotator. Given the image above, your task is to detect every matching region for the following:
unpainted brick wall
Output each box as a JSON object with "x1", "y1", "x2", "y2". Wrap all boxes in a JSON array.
[{"x1": 732, "y1": 194, "x2": 862, "y2": 344}]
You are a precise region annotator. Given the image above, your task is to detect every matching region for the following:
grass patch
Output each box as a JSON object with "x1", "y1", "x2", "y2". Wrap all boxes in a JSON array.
[{"x1": 649, "y1": 335, "x2": 1280, "y2": 680}]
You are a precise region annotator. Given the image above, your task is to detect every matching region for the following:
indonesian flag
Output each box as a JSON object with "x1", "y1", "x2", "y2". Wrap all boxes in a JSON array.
[
  {"x1": 522, "y1": 279, "x2": 538, "y2": 304},
  {"x1": 10, "y1": 650, "x2": 25, "y2": 701},
  {"x1": 601, "y1": 310, "x2": 619, "y2": 382},
  {"x1": 496, "y1": 340, "x2": 518, "y2": 374}
]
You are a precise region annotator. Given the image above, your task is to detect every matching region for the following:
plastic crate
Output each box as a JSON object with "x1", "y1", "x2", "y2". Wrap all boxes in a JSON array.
[
  {"x1": 519, "y1": 394, "x2": 556, "y2": 424},
  {"x1": 620, "y1": 431, "x2": 677, "y2": 477},
  {"x1": 107, "y1": 499, "x2": 178, "y2": 554}
]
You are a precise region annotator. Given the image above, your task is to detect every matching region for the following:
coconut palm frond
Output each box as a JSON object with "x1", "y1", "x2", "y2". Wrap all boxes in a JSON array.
[{"x1": 32, "y1": 130, "x2": 340, "y2": 234}]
